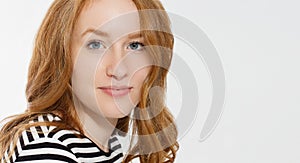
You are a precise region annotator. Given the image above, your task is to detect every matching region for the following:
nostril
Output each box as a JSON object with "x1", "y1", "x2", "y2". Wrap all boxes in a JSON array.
[{"x1": 106, "y1": 64, "x2": 128, "y2": 80}]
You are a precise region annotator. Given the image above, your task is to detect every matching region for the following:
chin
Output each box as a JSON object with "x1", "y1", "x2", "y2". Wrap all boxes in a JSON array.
[
  {"x1": 100, "y1": 106, "x2": 132, "y2": 119},
  {"x1": 97, "y1": 99, "x2": 137, "y2": 118},
  {"x1": 104, "y1": 111, "x2": 130, "y2": 119}
]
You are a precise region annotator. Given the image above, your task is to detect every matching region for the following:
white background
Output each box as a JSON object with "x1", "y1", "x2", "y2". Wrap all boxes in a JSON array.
[{"x1": 0, "y1": 0, "x2": 300, "y2": 163}]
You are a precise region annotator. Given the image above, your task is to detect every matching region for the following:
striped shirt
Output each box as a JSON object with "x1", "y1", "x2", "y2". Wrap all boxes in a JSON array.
[{"x1": 1, "y1": 114, "x2": 124, "y2": 163}]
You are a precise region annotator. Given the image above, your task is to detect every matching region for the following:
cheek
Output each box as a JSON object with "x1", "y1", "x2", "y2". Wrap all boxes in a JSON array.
[
  {"x1": 132, "y1": 67, "x2": 151, "y2": 86},
  {"x1": 130, "y1": 67, "x2": 151, "y2": 100}
]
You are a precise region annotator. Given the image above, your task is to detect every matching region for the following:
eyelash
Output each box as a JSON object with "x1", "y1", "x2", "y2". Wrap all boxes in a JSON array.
[
  {"x1": 127, "y1": 41, "x2": 145, "y2": 51},
  {"x1": 86, "y1": 40, "x2": 105, "y2": 50},
  {"x1": 86, "y1": 40, "x2": 145, "y2": 51}
]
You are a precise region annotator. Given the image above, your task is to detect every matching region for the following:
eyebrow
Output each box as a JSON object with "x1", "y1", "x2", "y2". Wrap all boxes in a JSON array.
[
  {"x1": 81, "y1": 28, "x2": 143, "y2": 40},
  {"x1": 81, "y1": 28, "x2": 109, "y2": 38},
  {"x1": 127, "y1": 32, "x2": 142, "y2": 39}
]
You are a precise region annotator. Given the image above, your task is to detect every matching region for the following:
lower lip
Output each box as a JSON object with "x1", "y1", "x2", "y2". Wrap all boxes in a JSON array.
[{"x1": 99, "y1": 88, "x2": 132, "y2": 97}]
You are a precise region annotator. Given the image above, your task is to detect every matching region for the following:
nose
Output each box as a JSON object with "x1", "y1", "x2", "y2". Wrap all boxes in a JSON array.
[{"x1": 105, "y1": 45, "x2": 128, "y2": 81}]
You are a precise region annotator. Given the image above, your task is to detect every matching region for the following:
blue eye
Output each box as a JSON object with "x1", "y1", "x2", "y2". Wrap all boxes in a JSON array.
[
  {"x1": 87, "y1": 41, "x2": 104, "y2": 50},
  {"x1": 128, "y1": 41, "x2": 144, "y2": 51}
]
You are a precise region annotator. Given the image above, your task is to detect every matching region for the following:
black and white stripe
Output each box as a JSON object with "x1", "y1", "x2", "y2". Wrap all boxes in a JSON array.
[{"x1": 1, "y1": 114, "x2": 123, "y2": 163}]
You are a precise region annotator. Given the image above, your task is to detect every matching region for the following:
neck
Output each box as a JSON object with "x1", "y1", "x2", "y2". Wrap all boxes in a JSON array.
[
  {"x1": 74, "y1": 97, "x2": 118, "y2": 152},
  {"x1": 83, "y1": 115, "x2": 118, "y2": 152}
]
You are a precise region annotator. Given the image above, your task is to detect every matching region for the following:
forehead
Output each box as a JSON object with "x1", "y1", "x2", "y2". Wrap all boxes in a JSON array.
[{"x1": 76, "y1": 0, "x2": 140, "y2": 39}]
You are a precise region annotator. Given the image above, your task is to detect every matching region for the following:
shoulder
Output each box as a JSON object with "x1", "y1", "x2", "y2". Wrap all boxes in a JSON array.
[
  {"x1": 2, "y1": 114, "x2": 124, "y2": 163},
  {"x1": 2, "y1": 114, "x2": 85, "y2": 163}
]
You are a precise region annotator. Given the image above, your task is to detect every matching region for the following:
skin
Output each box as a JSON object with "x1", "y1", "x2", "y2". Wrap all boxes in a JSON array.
[{"x1": 70, "y1": 0, "x2": 152, "y2": 152}]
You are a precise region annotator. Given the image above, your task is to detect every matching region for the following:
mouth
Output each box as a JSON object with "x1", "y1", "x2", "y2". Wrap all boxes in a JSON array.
[{"x1": 97, "y1": 86, "x2": 133, "y2": 97}]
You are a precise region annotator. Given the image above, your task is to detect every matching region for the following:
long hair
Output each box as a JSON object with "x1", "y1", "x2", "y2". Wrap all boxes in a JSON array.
[{"x1": 0, "y1": 0, "x2": 179, "y2": 162}]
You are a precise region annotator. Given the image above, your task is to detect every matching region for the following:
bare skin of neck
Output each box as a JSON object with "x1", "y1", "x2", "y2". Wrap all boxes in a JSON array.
[
  {"x1": 83, "y1": 116, "x2": 118, "y2": 152},
  {"x1": 74, "y1": 98, "x2": 119, "y2": 153}
]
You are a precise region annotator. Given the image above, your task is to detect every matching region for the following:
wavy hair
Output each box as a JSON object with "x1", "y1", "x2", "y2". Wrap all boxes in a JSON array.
[{"x1": 0, "y1": 0, "x2": 179, "y2": 162}]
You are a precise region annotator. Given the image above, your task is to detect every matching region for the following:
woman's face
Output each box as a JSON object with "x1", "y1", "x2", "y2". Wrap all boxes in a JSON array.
[{"x1": 71, "y1": 0, "x2": 152, "y2": 118}]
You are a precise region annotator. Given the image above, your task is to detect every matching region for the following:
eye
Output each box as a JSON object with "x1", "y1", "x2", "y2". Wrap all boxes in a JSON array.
[
  {"x1": 87, "y1": 40, "x2": 105, "y2": 50},
  {"x1": 128, "y1": 41, "x2": 144, "y2": 51}
]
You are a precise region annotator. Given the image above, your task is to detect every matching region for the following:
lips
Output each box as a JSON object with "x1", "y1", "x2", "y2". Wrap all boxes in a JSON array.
[{"x1": 98, "y1": 86, "x2": 133, "y2": 97}]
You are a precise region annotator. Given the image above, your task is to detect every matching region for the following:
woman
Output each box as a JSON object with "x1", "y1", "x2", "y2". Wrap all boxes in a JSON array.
[{"x1": 0, "y1": 0, "x2": 178, "y2": 162}]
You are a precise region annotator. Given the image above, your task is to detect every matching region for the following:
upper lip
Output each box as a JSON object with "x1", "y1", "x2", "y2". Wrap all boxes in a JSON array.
[{"x1": 98, "y1": 86, "x2": 133, "y2": 90}]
